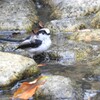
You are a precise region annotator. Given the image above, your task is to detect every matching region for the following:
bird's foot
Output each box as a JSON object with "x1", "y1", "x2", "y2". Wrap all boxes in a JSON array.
[{"x1": 44, "y1": 53, "x2": 50, "y2": 62}]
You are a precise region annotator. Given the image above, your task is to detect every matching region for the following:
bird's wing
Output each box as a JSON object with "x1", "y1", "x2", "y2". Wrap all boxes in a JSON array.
[{"x1": 15, "y1": 39, "x2": 42, "y2": 49}]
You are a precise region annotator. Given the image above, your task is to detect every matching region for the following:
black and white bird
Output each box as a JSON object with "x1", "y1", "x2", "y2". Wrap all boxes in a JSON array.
[{"x1": 15, "y1": 24, "x2": 52, "y2": 57}]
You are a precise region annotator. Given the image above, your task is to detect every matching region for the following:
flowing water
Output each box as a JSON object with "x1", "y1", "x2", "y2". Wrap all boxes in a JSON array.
[
  {"x1": 0, "y1": 62, "x2": 100, "y2": 100},
  {"x1": 0, "y1": 0, "x2": 100, "y2": 100}
]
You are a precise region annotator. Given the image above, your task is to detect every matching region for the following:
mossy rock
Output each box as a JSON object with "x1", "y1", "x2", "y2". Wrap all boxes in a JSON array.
[
  {"x1": 0, "y1": 51, "x2": 39, "y2": 87},
  {"x1": 91, "y1": 11, "x2": 100, "y2": 29},
  {"x1": 0, "y1": 0, "x2": 38, "y2": 33}
]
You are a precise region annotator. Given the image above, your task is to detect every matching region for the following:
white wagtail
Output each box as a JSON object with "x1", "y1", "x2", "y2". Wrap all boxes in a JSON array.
[{"x1": 15, "y1": 23, "x2": 52, "y2": 57}]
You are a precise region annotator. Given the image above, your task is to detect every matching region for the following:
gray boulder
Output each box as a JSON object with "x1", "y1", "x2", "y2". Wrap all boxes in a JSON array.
[
  {"x1": 43, "y1": 0, "x2": 100, "y2": 32},
  {"x1": 43, "y1": 0, "x2": 100, "y2": 18},
  {"x1": 36, "y1": 75, "x2": 82, "y2": 100},
  {"x1": 0, "y1": 51, "x2": 39, "y2": 87},
  {"x1": 0, "y1": 0, "x2": 38, "y2": 34}
]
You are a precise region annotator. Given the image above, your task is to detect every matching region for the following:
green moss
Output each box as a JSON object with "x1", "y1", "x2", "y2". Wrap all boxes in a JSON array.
[
  {"x1": 76, "y1": 50, "x2": 88, "y2": 61},
  {"x1": 25, "y1": 24, "x2": 33, "y2": 33},
  {"x1": 24, "y1": 65, "x2": 40, "y2": 76}
]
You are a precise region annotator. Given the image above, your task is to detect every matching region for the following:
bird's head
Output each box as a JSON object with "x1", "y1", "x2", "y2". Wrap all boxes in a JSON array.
[
  {"x1": 32, "y1": 21, "x2": 44, "y2": 34},
  {"x1": 39, "y1": 28, "x2": 50, "y2": 36},
  {"x1": 32, "y1": 21, "x2": 50, "y2": 36}
]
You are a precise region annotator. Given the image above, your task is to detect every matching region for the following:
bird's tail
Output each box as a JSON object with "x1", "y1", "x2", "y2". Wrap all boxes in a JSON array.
[
  {"x1": 12, "y1": 47, "x2": 18, "y2": 51},
  {"x1": 0, "y1": 38, "x2": 23, "y2": 42}
]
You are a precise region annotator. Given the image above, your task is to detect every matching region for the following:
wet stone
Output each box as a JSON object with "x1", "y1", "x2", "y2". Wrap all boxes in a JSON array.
[{"x1": 0, "y1": 0, "x2": 38, "y2": 33}]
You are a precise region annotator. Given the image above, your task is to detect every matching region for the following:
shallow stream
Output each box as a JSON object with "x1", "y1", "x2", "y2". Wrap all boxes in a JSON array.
[
  {"x1": 0, "y1": 62, "x2": 100, "y2": 100},
  {"x1": 0, "y1": 0, "x2": 100, "y2": 100}
]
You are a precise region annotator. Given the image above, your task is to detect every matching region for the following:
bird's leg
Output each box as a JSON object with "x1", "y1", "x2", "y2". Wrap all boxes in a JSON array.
[
  {"x1": 28, "y1": 52, "x2": 34, "y2": 58},
  {"x1": 43, "y1": 52, "x2": 50, "y2": 62}
]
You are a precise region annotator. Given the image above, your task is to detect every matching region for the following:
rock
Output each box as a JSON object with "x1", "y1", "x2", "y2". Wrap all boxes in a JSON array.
[
  {"x1": 51, "y1": 48, "x2": 90, "y2": 66},
  {"x1": 0, "y1": 51, "x2": 39, "y2": 87},
  {"x1": 91, "y1": 11, "x2": 100, "y2": 29},
  {"x1": 49, "y1": 33, "x2": 92, "y2": 65},
  {"x1": 70, "y1": 29, "x2": 100, "y2": 42},
  {"x1": 44, "y1": 0, "x2": 100, "y2": 33},
  {"x1": 46, "y1": 18, "x2": 87, "y2": 33},
  {"x1": 94, "y1": 65, "x2": 100, "y2": 75},
  {"x1": 43, "y1": 0, "x2": 100, "y2": 19},
  {"x1": 48, "y1": 29, "x2": 100, "y2": 65},
  {"x1": 0, "y1": 0, "x2": 38, "y2": 33},
  {"x1": 46, "y1": 16, "x2": 99, "y2": 34},
  {"x1": 36, "y1": 75, "x2": 82, "y2": 100}
]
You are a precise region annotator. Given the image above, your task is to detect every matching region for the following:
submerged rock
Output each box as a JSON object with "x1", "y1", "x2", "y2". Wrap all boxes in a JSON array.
[
  {"x1": 0, "y1": 0, "x2": 38, "y2": 33},
  {"x1": 36, "y1": 75, "x2": 82, "y2": 100},
  {"x1": 48, "y1": 30, "x2": 100, "y2": 65},
  {"x1": 50, "y1": 45, "x2": 90, "y2": 66},
  {"x1": 0, "y1": 51, "x2": 39, "y2": 87}
]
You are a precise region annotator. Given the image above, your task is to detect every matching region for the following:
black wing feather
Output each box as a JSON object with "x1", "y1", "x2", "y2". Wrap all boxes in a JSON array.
[{"x1": 16, "y1": 39, "x2": 42, "y2": 49}]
